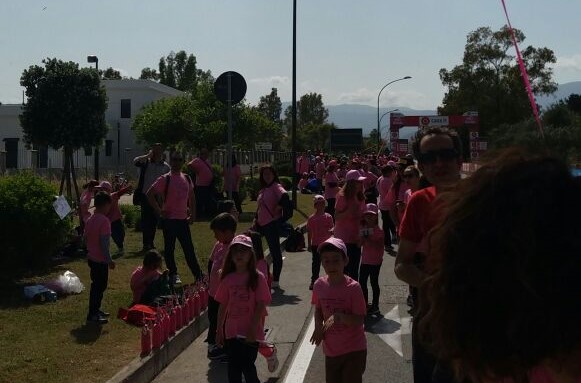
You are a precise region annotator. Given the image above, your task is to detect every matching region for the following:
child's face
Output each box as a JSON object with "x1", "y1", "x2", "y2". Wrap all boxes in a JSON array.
[
  {"x1": 231, "y1": 245, "x2": 252, "y2": 270},
  {"x1": 321, "y1": 250, "x2": 347, "y2": 276},
  {"x1": 314, "y1": 201, "x2": 325, "y2": 211},
  {"x1": 213, "y1": 229, "x2": 234, "y2": 244}
]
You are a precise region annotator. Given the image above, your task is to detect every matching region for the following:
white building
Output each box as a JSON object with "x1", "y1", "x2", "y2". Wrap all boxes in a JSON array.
[{"x1": 0, "y1": 79, "x2": 183, "y2": 175}]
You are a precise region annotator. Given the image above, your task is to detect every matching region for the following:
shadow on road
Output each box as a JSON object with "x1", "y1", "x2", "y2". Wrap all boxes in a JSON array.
[{"x1": 365, "y1": 315, "x2": 401, "y2": 335}]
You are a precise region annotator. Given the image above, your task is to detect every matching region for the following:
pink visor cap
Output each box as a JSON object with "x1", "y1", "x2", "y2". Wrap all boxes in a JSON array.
[
  {"x1": 317, "y1": 237, "x2": 347, "y2": 257},
  {"x1": 230, "y1": 234, "x2": 253, "y2": 249},
  {"x1": 313, "y1": 195, "x2": 326, "y2": 204},
  {"x1": 364, "y1": 203, "x2": 379, "y2": 215},
  {"x1": 345, "y1": 169, "x2": 366, "y2": 182},
  {"x1": 98, "y1": 181, "x2": 113, "y2": 192}
]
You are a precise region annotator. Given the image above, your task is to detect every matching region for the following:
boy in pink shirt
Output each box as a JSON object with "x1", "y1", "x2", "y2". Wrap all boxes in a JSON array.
[
  {"x1": 99, "y1": 181, "x2": 132, "y2": 255},
  {"x1": 359, "y1": 204, "x2": 385, "y2": 315},
  {"x1": 207, "y1": 213, "x2": 237, "y2": 361},
  {"x1": 84, "y1": 192, "x2": 115, "y2": 325},
  {"x1": 310, "y1": 237, "x2": 367, "y2": 383},
  {"x1": 130, "y1": 249, "x2": 165, "y2": 305},
  {"x1": 307, "y1": 195, "x2": 334, "y2": 290}
]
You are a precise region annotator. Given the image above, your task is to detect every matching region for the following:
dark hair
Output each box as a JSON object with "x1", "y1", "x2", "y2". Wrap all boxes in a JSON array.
[
  {"x1": 217, "y1": 200, "x2": 236, "y2": 214},
  {"x1": 83, "y1": 179, "x2": 99, "y2": 189},
  {"x1": 246, "y1": 230, "x2": 264, "y2": 261},
  {"x1": 419, "y1": 149, "x2": 581, "y2": 382},
  {"x1": 221, "y1": 243, "x2": 259, "y2": 291},
  {"x1": 210, "y1": 212, "x2": 237, "y2": 232},
  {"x1": 411, "y1": 126, "x2": 462, "y2": 161},
  {"x1": 381, "y1": 165, "x2": 394, "y2": 176},
  {"x1": 231, "y1": 154, "x2": 238, "y2": 167},
  {"x1": 319, "y1": 244, "x2": 348, "y2": 261},
  {"x1": 93, "y1": 191, "x2": 112, "y2": 207},
  {"x1": 143, "y1": 249, "x2": 163, "y2": 269},
  {"x1": 259, "y1": 164, "x2": 280, "y2": 189}
]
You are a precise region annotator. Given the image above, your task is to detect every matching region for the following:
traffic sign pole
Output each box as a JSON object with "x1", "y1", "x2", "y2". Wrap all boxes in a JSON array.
[{"x1": 227, "y1": 73, "x2": 233, "y2": 201}]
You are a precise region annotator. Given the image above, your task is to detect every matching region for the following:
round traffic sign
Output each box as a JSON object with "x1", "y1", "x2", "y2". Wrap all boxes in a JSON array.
[{"x1": 214, "y1": 71, "x2": 247, "y2": 105}]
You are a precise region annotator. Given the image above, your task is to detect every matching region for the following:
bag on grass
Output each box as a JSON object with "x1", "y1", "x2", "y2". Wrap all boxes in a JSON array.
[
  {"x1": 285, "y1": 227, "x2": 305, "y2": 252},
  {"x1": 118, "y1": 304, "x2": 157, "y2": 326}
]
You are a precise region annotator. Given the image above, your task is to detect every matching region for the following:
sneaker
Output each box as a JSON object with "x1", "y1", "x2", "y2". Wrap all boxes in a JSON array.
[
  {"x1": 368, "y1": 306, "x2": 380, "y2": 316},
  {"x1": 86, "y1": 314, "x2": 108, "y2": 325},
  {"x1": 170, "y1": 274, "x2": 182, "y2": 286},
  {"x1": 266, "y1": 345, "x2": 279, "y2": 372},
  {"x1": 271, "y1": 281, "x2": 280, "y2": 289},
  {"x1": 98, "y1": 310, "x2": 110, "y2": 317},
  {"x1": 207, "y1": 344, "x2": 226, "y2": 360}
]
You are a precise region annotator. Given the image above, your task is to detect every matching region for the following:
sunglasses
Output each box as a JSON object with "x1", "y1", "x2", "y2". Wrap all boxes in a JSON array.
[{"x1": 418, "y1": 148, "x2": 458, "y2": 164}]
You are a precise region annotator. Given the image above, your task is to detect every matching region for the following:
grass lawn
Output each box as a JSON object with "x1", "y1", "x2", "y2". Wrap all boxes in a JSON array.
[{"x1": 0, "y1": 193, "x2": 312, "y2": 383}]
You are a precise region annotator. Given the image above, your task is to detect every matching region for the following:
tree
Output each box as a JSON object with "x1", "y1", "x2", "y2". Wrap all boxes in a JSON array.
[
  {"x1": 101, "y1": 67, "x2": 122, "y2": 79},
  {"x1": 20, "y1": 58, "x2": 108, "y2": 199},
  {"x1": 566, "y1": 94, "x2": 581, "y2": 115},
  {"x1": 439, "y1": 26, "x2": 557, "y2": 136},
  {"x1": 257, "y1": 88, "x2": 282, "y2": 124},
  {"x1": 140, "y1": 50, "x2": 198, "y2": 93}
]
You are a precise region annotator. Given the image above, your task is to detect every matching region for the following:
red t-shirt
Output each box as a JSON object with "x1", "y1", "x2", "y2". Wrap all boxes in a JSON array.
[{"x1": 399, "y1": 186, "x2": 438, "y2": 244}]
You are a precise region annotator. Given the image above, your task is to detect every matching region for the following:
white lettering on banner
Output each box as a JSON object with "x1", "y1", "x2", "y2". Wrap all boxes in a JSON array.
[
  {"x1": 390, "y1": 131, "x2": 399, "y2": 140},
  {"x1": 419, "y1": 116, "x2": 449, "y2": 127},
  {"x1": 469, "y1": 131, "x2": 479, "y2": 140}
]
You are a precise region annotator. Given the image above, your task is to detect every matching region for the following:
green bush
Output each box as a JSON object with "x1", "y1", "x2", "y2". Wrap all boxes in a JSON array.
[
  {"x1": 274, "y1": 158, "x2": 294, "y2": 177},
  {"x1": 0, "y1": 173, "x2": 73, "y2": 270},
  {"x1": 120, "y1": 204, "x2": 141, "y2": 229},
  {"x1": 279, "y1": 176, "x2": 293, "y2": 191},
  {"x1": 244, "y1": 177, "x2": 260, "y2": 201}
]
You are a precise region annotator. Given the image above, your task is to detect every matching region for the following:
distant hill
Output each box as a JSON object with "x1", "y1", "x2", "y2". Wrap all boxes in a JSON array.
[{"x1": 537, "y1": 81, "x2": 581, "y2": 108}]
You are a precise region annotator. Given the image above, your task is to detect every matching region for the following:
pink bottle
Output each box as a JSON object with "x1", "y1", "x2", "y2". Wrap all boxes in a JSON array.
[
  {"x1": 141, "y1": 322, "x2": 152, "y2": 356},
  {"x1": 151, "y1": 319, "x2": 162, "y2": 349}
]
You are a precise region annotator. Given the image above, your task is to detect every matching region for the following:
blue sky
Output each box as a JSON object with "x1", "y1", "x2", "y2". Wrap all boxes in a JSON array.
[{"x1": 1, "y1": 0, "x2": 580, "y2": 109}]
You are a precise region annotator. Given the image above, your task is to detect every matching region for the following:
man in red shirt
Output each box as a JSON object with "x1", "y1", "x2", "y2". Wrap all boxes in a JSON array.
[{"x1": 395, "y1": 126, "x2": 462, "y2": 383}]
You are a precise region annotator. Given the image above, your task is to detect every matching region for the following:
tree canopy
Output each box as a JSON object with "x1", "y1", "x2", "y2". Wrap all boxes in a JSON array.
[
  {"x1": 257, "y1": 88, "x2": 282, "y2": 124},
  {"x1": 438, "y1": 26, "x2": 557, "y2": 135},
  {"x1": 19, "y1": 58, "x2": 108, "y2": 150},
  {"x1": 101, "y1": 67, "x2": 122, "y2": 79},
  {"x1": 140, "y1": 50, "x2": 199, "y2": 93},
  {"x1": 283, "y1": 92, "x2": 334, "y2": 150}
]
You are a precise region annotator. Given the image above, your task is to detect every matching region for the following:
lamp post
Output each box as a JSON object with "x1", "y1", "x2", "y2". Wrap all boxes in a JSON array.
[
  {"x1": 87, "y1": 55, "x2": 100, "y2": 180},
  {"x1": 377, "y1": 76, "x2": 411, "y2": 151},
  {"x1": 291, "y1": 0, "x2": 298, "y2": 208},
  {"x1": 378, "y1": 108, "x2": 399, "y2": 146}
]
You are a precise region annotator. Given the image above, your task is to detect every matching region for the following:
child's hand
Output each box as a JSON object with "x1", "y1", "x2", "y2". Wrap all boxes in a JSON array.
[
  {"x1": 109, "y1": 261, "x2": 116, "y2": 270},
  {"x1": 309, "y1": 327, "x2": 324, "y2": 346},
  {"x1": 323, "y1": 314, "x2": 338, "y2": 332}
]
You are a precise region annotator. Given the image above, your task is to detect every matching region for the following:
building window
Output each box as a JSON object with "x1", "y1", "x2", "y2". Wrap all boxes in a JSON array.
[
  {"x1": 105, "y1": 140, "x2": 113, "y2": 157},
  {"x1": 121, "y1": 99, "x2": 131, "y2": 118}
]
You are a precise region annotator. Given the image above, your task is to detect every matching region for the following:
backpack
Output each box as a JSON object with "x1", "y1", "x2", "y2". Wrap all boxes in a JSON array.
[
  {"x1": 280, "y1": 192, "x2": 294, "y2": 222},
  {"x1": 285, "y1": 227, "x2": 305, "y2": 252},
  {"x1": 118, "y1": 304, "x2": 157, "y2": 327}
]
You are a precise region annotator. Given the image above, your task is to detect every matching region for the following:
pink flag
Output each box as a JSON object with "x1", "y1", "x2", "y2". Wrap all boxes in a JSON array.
[{"x1": 500, "y1": 0, "x2": 544, "y2": 137}]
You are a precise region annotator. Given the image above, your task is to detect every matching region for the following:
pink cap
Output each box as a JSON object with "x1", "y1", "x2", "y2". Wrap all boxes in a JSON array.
[
  {"x1": 98, "y1": 181, "x2": 112, "y2": 192},
  {"x1": 317, "y1": 237, "x2": 347, "y2": 257},
  {"x1": 387, "y1": 160, "x2": 397, "y2": 168},
  {"x1": 230, "y1": 234, "x2": 253, "y2": 249},
  {"x1": 364, "y1": 203, "x2": 379, "y2": 215},
  {"x1": 345, "y1": 169, "x2": 366, "y2": 182}
]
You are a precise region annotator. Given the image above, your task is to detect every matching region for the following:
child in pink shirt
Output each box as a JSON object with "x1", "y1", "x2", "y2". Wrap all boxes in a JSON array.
[
  {"x1": 98, "y1": 181, "x2": 132, "y2": 254},
  {"x1": 84, "y1": 191, "x2": 115, "y2": 325},
  {"x1": 130, "y1": 249, "x2": 165, "y2": 305},
  {"x1": 359, "y1": 203, "x2": 385, "y2": 315},
  {"x1": 310, "y1": 237, "x2": 367, "y2": 383},
  {"x1": 216, "y1": 235, "x2": 272, "y2": 383},
  {"x1": 80, "y1": 180, "x2": 99, "y2": 225},
  {"x1": 307, "y1": 195, "x2": 334, "y2": 290},
  {"x1": 207, "y1": 213, "x2": 237, "y2": 361}
]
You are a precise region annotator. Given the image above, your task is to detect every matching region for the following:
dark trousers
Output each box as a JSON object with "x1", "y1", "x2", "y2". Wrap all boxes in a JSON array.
[
  {"x1": 207, "y1": 296, "x2": 219, "y2": 345},
  {"x1": 162, "y1": 219, "x2": 202, "y2": 280},
  {"x1": 225, "y1": 338, "x2": 259, "y2": 383},
  {"x1": 359, "y1": 263, "x2": 381, "y2": 307},
  {"x1": 310, "y1": 245, "x2": 321, "y2": 283},
  {"x1": 232, "y1": 191, "x2": 242, "y2": 214},
  {"x1": 344, "y1": 243, "x2": 361, "y2": 281},
  {"x1": 110, "y1": 219, "x2": 125, "y2": 250},
  {"x1": 140, "y1": 200, "x2": 158, "y2": 248},
  {"x1": 262, "y1": 221, "x2": 283, "y2": 282},
  {"x1": 380, "y1": 210, "x2": 396, "y2": 247},
  {"x1": 196, "y1": 185, "x2": 215, "y2": 218},
  {"x1": 325, "y1": 349, "x2": 367, "y2": 383},
  {"x1": 87, "y1": 260, "x2": 108, "y2": 318},
  {"x1": 325, "y1": 198, "x2": 336, "y2": 219}
]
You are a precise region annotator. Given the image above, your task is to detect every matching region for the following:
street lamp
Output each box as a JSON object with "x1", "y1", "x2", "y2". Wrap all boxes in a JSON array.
[
  {"x1": 377, "y1": 108, "x2": 399, "y2": 151},
  {"x1": 87, "y1": 55, "x2": 100, "y2": 180},
  {"x1": 377, "y1": 76, "x2": 411, "y2": 151},
  {"x1": 290, "y1": 0, "x2": 298, "y2": 209}
]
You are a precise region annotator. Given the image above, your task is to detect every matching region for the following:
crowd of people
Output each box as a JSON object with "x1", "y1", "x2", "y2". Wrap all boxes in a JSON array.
[{"x1": 77, "y1": 130, "x2": 580, "y2": 383}]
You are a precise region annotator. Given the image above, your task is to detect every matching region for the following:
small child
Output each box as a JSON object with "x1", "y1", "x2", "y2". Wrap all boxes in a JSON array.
[
  {"x1": 130, "y1": 249, "x2": 167, "y2": 305},
  {"x1": 310, "y1": 237, "x2": 367, "y2": 383},
  {"x1": 359, "y1": 203, "x2": 385, "y2": 315},
  {"x1": 207, "y1": 213, "x2": 237, "y2": 361},
  {"x1": 98, "y1": 181, "x2": 132, "y2": 255},
  {"x1": 306, "y1": 195, "x2": 334, "y2": 290},
  {"x1": 80, "y1": 180, "x2": 99, "y2": 225},
  {"x1": 216, "y1": 235, "x2": 272, "y2": 383},
  {"x1": 298, "y1": 172, "x2": 308, "y2": 193},
  {"x1": 84, "y1": 191, "x2": 115, "y2": 325}
]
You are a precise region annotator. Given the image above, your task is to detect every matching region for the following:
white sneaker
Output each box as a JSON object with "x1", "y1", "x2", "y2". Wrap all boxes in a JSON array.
[{"x1": 267, "y1": 345, "x2": 279, "y2": 372}]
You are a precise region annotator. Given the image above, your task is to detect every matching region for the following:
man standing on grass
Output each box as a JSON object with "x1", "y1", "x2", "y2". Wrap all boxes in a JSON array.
[
  {"x1": 147, "y1": 152, "x2": 203, "y2": 286},
  {"x1": 188, "y1": 147, "x2": 216, "y2": 219}
]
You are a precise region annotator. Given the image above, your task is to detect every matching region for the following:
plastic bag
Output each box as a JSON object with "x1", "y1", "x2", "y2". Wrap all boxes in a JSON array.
[{"x1": 44, "y1": 271, "x2": 85, "y2": 295}]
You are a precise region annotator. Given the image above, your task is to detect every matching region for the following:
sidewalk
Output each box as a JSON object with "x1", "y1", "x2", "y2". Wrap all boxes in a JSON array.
[{"x1": 152, "y1": 248, "x2": 315, "y2": 383}]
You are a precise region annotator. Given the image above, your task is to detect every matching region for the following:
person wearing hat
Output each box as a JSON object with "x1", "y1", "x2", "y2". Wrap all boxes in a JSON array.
[
  {"x1": 99, "y1": 180, "x2": 132, "y2": 255},
  {"x1": 310, "y1": 237, "x2": 367, "y2": 383},
  {"x1": 359, "y1": 203, "x2": 384, "y2": 315},
  {"x1": 307, "y1": 195, "x2": 334, "y2": 290},
  {"x1": 334, "y1": 169, "x2": 367, "y2": 281}
]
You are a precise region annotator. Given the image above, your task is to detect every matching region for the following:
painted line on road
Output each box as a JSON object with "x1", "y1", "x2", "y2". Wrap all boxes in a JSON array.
[{"x1": 283, "y1": 316, "x2": 316, "y2": 383}]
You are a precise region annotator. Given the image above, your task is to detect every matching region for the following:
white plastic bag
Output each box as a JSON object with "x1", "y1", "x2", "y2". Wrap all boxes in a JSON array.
[{"x1": 57, "y1": 271, "x2": 85, "y2": 294}]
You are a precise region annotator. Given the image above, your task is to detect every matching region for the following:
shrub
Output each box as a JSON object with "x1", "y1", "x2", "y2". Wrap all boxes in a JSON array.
[
  {"x1": 274, "y1": 158, "x2": 294, "y2": 177},
  {"x1": 0, "y1": 172, "x2": 73, "y2": 270},
  {"x1": 279, "y1": 176, "x2": 293, "y2": 191},
  {"x1": 120, "y1": 204, "x2": 141, "y2": 229},
  {"x1": 244, "y1": 177, "x2": 260, "y2": 201}
]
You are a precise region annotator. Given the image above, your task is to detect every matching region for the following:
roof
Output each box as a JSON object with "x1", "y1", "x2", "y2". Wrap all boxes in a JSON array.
[{"x1": 102, "y1": 79, "x2": 184, "y2": 97}]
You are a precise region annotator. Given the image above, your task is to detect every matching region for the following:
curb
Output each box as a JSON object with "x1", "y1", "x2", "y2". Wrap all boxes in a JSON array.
[{"x1": 107, "y1": 221, "x2": 307, "y2": 383}]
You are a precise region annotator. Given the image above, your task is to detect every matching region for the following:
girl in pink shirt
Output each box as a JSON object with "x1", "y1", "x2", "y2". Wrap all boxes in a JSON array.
[
  {"x1": 307, "y1": 195, "x2": 334, "y2": 289},
  {"x1": 359, "y1": 204, "x2": 384, "y2": 315},
  {"x1": 324, "y1": 161, "x2": 340, "y2": 218},
  {"x1": 99, "y1": 181, "x2": 132, "y2": 254},
  {"x1": 216, "y1": 235, "x2": 272, "y2": 383}
]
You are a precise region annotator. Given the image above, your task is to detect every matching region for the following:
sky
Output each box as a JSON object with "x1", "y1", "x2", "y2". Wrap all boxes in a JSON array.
[{"x1": 1, "y1": 0, "x2": 580, "y2": 110}]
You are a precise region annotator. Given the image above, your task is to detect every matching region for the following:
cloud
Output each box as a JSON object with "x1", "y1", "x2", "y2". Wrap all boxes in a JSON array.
[
  {"x1": 338, "y1": 87, "x2": 434, "y2": 109},
  {"x1": 249, "y1": 75, "x2": 290, "y2": 85},
  {"x1": 555, "y1": 54, "x2": 581, "y2": 72},
  {"x1": 338, "y1": 88, "x2": 375, "y2": 103}
]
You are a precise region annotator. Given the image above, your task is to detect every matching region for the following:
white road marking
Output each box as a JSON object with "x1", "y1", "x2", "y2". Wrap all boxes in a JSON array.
[
  {"x1": 369, "y1": 305, "x2": 412, "y2": 357},
  {"x1": 283, "y1": 316, "x2": 316, "y2": 383}
]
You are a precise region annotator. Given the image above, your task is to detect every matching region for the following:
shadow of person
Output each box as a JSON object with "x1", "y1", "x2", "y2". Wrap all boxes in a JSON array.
[
  {"x1": 270, "y1": 291, "x2": 302, "y2": 307},
  {"x1": 70, "y1": 323, "x2": 106, "y2": 344},
  {"x1": 206, "y1": 359, "x2": 229, "y2": 383},
  {"x1": 364, "y1": 315, "x2": 401, "y2": 335}
]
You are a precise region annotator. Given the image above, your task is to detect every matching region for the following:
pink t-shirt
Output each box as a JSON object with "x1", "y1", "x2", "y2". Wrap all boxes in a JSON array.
[
  {"x1": 324, "y1": 172, "x2": 339, "y2": 199},
  {"x1": 296, "y1": 156, "x2": 310, "y2": 174},
  {"x1": 256, "y1": 259, "x2": 268, "y2": 280},
  {"x1": 315, "y1": 162, "x2": 326, "y2": 179},
  {"x1": 223, "y1": 164, "x2": 241, "y2": 193},
  {"x1": 215, "y1": 271, "x2": 272, "y2": 340},
  {"x1": 499, "y1": 365, "x2": 580, "y2": 383},
  {"x1": 361, "y1": 227, "x2": 385, "y2": 265},
  {"x1": 209, "y1": 241, "x2": 230, "y2": 297},
  {"x1": 377, "y1": 176, "x2": 393, "y2": 211},
  {"x1": 106, "y1": 192, "x2": 122, "y2": 222},
  {"x1": 299, "y1": 178, "x2": 308, "y2": 190},
  {"x1": 84, "y1": 212, "x2": 111, "y2": 264},
  {"x1": 188, "y1": 157, "x2": 213, "y2": 187},
  {"x1": 130, "y1": 266, "x2": 160, "y2": 304},
  {"x1": 311, "y1": 275, "x2": 367, "y2": 357},
  {"x1": 363, "y1": 171, "x2": 378, "y2": 191},
  {"x1": 337, "y1": 168, "x2": 347, "y2": 181},
  {"x1": 334, "y1": 193, "x2": 366, "y2": 244},
  {"x1": 385, "y1": 182, "x2": 410, "y2": 211},
  {"x1": 80, "y1": 190, "x2": 93, "y2": 224},
  {"x1": 257, "y1": 183, "x2": 286, "y2": 227},
  {"x1": 150, "y1": 172, "x2": 193, "y2": 220},
  {"x1": 307, "y1": 212, "x2": 334, "y2": 247}
]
